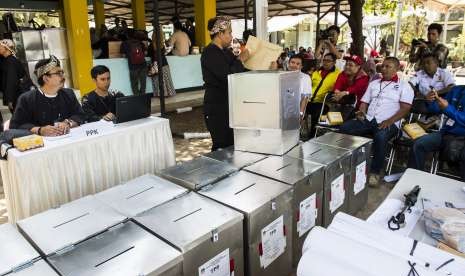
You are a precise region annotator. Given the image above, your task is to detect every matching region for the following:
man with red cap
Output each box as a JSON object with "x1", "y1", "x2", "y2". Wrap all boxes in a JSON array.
[{"x1": 332, "y1": 55, "x2": 369, "y2": 108}]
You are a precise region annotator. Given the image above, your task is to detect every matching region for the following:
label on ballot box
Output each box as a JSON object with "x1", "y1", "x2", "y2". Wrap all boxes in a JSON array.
[
  {"x1": 330, "y1": 174, "x2": 345, "y2": 213},
  {"x1": 298, "y1": 193, "x2": 317, "y2": 237},
  {"x1": 260, "y1": 215, "x2": 286, "y2": 268},
  {"x1": 354, "y1": 161, "x2": 367, "y2": 195},
  {"x1": 199, "y1": 248, "x2": 230, "y2": 276}
]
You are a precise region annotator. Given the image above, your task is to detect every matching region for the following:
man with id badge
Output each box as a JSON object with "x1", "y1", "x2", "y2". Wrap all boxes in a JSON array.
[
  {"x1": 408, "y1": 86, "x2": 465, "y2": 181},
  {"x1": 339, "y1": 57, "x2": 414, "y2": 187}
]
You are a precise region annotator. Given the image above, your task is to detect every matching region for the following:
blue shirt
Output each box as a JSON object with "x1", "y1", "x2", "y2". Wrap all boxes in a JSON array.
[{"x1": 428, "y1": 85, "x2": 465, "y2": 136}]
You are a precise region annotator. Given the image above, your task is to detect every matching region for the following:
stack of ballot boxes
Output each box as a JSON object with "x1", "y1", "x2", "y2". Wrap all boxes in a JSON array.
[
  {"x1": 228, "y1": 70, "x2": 301, "y2": 155},
  {"x1": 245, "y1": 155, "x2": 325, "y2": 267},
  {"x1": 312, "y1": 132, "x2": 372, "y2": 214},
  {"x1": 17, "y1": 195, "x2": 183, "y2": 276},
  {"x1": 287, "y1": 141, "x2": 352, "y2": 226}
]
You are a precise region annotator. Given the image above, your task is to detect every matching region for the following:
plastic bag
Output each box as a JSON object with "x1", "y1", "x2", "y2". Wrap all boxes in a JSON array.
[{"x1": 423, "y1": 207, "x2": 465, "y2": 253}]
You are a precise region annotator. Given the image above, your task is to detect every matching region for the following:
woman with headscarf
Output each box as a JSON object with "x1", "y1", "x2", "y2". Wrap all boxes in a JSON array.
[
  {"x1": 148, "y1": 30, "x2": 176, "y2": 97},
  {"x1": 201, "y1": 16, "x2": 250, "y2": 151}
]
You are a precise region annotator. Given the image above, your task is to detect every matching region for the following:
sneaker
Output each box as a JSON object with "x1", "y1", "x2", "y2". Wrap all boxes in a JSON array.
[{"x1": 368, "y1": 174, "x2": 381, "y2": 188}]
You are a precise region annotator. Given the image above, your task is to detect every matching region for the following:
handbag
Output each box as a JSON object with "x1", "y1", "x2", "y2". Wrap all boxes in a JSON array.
[{"x1": 147, "y1": 61, "x2": 158, "y2": 77}]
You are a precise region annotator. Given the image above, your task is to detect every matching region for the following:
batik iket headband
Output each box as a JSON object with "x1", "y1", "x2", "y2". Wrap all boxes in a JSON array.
[
  {"x1": 209, "y1": 16, "x2": 231, "y2": 35},
  {"x1": 35, "y1": 55, "x2": 61, "y2": 78}
]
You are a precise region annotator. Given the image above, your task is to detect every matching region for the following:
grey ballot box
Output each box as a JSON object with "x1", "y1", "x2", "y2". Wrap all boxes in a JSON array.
[
  {"x1": 47, "y1": 220, "x2": 183, "y2": 276},
  {"x1": 159, "y1": 156, "x2": 237, "y2": 191},
  {"x1": 287, "y1": 141, "x2": 351, "y2": 226},
  {"x1": 244, "y1": 155, "x2": 324, "y2": 267},
  {"x1": 203, "y1": 146, "x2": 267, "y2": 169},
  {"x1": 312, "y1": 132, "x2": 373, "y2": 215},
  {"x1": 95, "y1": 174, "x2": 188, "y2": 218},
  {"x1": 17, "y1": 195, "x2": 126, "y2": 257},
  {"x1": 199, "y1": 171, "x2": 293, "y2": 276},
  {"x1": 135, "y1": 192, "x2": 244, "y2": 276},
  {"x1": 0, "y1": 224, "x2": 58, "y2": 276}
]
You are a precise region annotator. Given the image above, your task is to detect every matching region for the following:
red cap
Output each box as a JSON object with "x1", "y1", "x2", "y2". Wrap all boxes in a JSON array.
[
  {"x1": 370, "y1": 49, "x2": 379, "y2": 58},
  {"x1": 343, "y1": 54, "x2": 363, "y2": 65}
]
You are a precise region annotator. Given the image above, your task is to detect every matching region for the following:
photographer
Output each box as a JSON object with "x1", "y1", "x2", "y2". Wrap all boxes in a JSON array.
[
  {"x1": 408, "y1": 85, "x2": 465, "y2": 181},
  {"x1": 315, "y1": 25, "x2": 342, "y2": 66},
  {"x1": 409, "y1": 23, "x2": 449, "y2": 71}
]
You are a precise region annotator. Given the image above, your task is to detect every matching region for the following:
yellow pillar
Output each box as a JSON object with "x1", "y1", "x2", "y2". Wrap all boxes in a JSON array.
[
  {"x1": 132, "y1": 0, "x2": 146, "y2": 30},
  {"x1": 93, "y1": 0, "x2": 105, "y2": 34},
  {"x1": 62, "y1": 0, "x2": 94, "y2": 95},
  {"x1": 194, "y1": 0, "x2": 216, "y2": 47}
]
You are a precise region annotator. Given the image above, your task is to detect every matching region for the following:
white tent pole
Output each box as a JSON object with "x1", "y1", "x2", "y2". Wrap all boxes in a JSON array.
[
  {"x1": 393, "y1": 0, "x2": 403, "y2": 57},
  {"x1": 443, "y1": 8, "x2": 450, "y2": 44},
  {"x1": 255, "y1": 0, "x2": 268, "y2": 41}
]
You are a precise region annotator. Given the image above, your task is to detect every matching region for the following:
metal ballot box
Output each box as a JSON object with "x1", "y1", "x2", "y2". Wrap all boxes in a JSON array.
[
  {"x1": 203, "y1": 146, "x2": 267, "y2": 169},
  {"x1": 159, "y1": 156, "x2": 237, "y2": 191},
  {"x1": 48, "y1": 220, "x2": 183, "y2": 276},
  {"x1": 313, "y1": 132, "x2": 373, "y2": 215},
  {"x1": 95, "y1": 174, "x2": 188, "y2": 217},
  {"x1": 244, "y1": 155, "x2": 324, "y2": 267},
  {"x1": 17, "y1": 195, "x2": 126, "y2": 256},
  {"x1": 228, "y1": 71, "x2": 301, "y2": 155},
  {"x1": 135, "y1": 192, "x2": 244, "y2": 276},
  {"x1": 0, "y1": 224, "x2": 58, "y2": 276},
  {"x1": 199, "y1": 171, "x2": 293, "y2": 276},
  {"x1": 287, "y1": 141, "x2": 351, "y2": 226}
]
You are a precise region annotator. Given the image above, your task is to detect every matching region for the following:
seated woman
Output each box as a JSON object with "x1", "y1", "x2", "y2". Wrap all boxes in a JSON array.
[{"x1": 332, "y1": 55, "x2": 369, "y2": 109}]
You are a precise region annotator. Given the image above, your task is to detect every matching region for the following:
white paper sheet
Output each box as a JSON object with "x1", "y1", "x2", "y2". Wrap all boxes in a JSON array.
[
  {"x1": 298, "y1": 193, "x2": 317, "y2": 237},
  {"x1": 367, "y1": 198, "x2": 422, "y2": 236},
  {"x1": 298, "y1": 226, "x2": 443, "y2": 276},
  {"x1": 330, "y1": 174, "x2": 345, "y2": 213},
  {"x1": 198, "y1": 248, "x2": 230, "y2": 276},
  {"x1": 354, "y1": 161, "x2": 367, "y2": 195},
  {"x1": 260, "y1": 215, "x2": 286, "y2": 268},
  {"x1": 326, "y1": 213, "x2": 465, "y2": 276}
]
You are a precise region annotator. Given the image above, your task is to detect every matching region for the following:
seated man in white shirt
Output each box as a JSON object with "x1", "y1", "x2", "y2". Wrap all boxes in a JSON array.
[
  {"x1": 339, "y1": 57, "x2": 414, "y2": 187},
  {"x1": 409, "y1": 53, "x2": 454, "y2": 97},
  {"x1": 287, "y1": 54, "x2": 311, "y2": 121}
]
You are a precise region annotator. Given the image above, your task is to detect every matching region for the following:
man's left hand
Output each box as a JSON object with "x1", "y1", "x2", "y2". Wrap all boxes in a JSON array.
[
  {"x1": 437, "y1": 96, "x2": 449, "y2": 110},
  {"x1": 378, "y1": 119, "x2": 394, "y2": 129},
  {"x1": 332, "y1": 91, "x2": 347, "y2": 102}
]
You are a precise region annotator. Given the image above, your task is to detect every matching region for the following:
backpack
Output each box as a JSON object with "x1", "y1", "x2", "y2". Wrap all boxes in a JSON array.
[{"x1": 128, "y1": 41, "x2": 145, "y2": 65}]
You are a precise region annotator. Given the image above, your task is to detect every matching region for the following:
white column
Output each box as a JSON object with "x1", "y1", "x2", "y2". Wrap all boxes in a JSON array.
[
  {"x1": 443, "y1": 9, "x2": 449, "y2": 44},
  {"x1": 255, "y1": 0, "x2": 268, "y2": 41},
  {"x1": 393, "y1": 0, "x2": 403, "y2": 57}
]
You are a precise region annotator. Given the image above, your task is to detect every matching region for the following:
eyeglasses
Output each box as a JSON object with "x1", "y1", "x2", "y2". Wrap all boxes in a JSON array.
[{"x1": 46, "y1": 70, "x2": 65, "y2": 77}]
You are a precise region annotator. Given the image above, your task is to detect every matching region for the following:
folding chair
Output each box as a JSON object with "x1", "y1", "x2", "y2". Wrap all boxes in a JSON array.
[{"x1": 314, "y1": 92, "x2": 357, "y2": 137}]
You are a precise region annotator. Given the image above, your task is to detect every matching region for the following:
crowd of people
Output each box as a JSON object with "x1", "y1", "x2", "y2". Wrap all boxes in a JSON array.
[{"x1": 201, "y1": 17, "x2": 465, "y2": 186}]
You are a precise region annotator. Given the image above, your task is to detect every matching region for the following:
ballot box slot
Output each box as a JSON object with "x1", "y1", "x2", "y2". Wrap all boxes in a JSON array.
[
  {"x1": 234, "y1": 183, "x2": 256, "y2": 195},
  {"x1": 174, "y1": 208, "x2": 202, "y2": 222},
  {"x1": 243, "y1": 101, "x2": 266, "y2": 104},
  {"x1": 94, "y1": 245, "x2": 135, "y2": 268},
  {"x1": 125, "y1": 186, "x2": 155, "y2": 199},
  {"x1": 185, "y1": 166, "x2": 203, "y2": 174},
  {"x1": 309, "y1": 149, "x2": 322, "y2": 156},
  {"x1": 336, "y1": 138, "x2": 345, "y2": 143},
  {"x1": 53, "y1": 212, "x2": 90, "y2": 228},
  {"x1": 276, "y1": 163, "x2": 292, "y2": 172}
]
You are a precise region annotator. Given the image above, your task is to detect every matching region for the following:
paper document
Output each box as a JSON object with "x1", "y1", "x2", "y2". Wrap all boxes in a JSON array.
[
  {"x1": 244, "y1": 36, "x2": 282, "y2": 70},
  {"x1": 329, "y1": 174, "x2": 345, "y2": 213},
  {"x1": 198, "y1": 248, "x2": 230, "y2": 276},
  {"x1": 260, "y1": 215, "x2": 286, "y2": 268},
  {"x1": 298, "y1": 193, "x2": 317, "y2": 237},
  {"x1": 354, "y1": 161, "x2": 367, "y2": 195}
]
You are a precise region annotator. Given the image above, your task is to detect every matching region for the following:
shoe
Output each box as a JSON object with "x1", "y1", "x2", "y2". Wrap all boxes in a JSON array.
[{"x1": 368, "y1": 174, "x2": 381, "y2": 188}]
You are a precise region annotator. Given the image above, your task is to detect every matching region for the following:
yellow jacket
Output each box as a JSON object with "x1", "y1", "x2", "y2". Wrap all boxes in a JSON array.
[{"x1": 310, "y1": 67, "x2": 340, "y2": 103}]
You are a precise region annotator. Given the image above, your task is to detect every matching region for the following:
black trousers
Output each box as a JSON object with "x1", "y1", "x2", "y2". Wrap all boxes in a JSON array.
[
  {"x1": 306, "y1": 102, "x2": 328, "y2": 138},
  {"x1": 204, "y1": 112, "x2": 233, "y2": 151}
]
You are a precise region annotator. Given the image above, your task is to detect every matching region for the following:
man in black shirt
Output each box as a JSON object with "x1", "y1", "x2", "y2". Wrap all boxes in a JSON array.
[
  {"x1": 82, "y1": 65, "x2": 124, "y2": 122},
  {"x1": 10, "y1": 55, "x2": 85, "y2": 136}
]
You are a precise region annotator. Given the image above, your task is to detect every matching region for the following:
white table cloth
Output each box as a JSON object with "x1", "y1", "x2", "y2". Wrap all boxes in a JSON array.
[
  {"x1": 369, "y1": 168, "x2": 465, "y2": 245},
  {"x1": 1, "y1": 116, "x2": 176, "y2": 223}
]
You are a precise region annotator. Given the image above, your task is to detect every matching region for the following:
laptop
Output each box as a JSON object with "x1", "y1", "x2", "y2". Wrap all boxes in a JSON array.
[{"x1": 114, "y1": 94, "x2": 151, "y2": 124}]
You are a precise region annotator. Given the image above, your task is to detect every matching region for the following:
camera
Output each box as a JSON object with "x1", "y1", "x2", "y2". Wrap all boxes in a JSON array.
[
  {"x1": 319, "y1": 29, "x2": 331, "y2": 40},
  {"x1": 411, "y1": 38, "x2": 427, "y2": 46}
]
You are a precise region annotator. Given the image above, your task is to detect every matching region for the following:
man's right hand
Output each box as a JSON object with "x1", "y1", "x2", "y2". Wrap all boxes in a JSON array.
[
  {"x1": 103, "y1": 112, "x2": 115, "y2": 121},
  {"x1": 355, "y1": 110, "x2": 366, "y2": 121},
  {"x1": 40, "y1": 125, "x2": 64, "y2": 136},
  {"x1": 426, "y1": 91, "x2": 438, "y2": 102}
]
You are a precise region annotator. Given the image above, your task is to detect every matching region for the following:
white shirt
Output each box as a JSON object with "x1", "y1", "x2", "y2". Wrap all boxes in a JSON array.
[
  {"x1": 299, "y1": 71, "x2": 312, "y2": 98},
  {"x1": 409, "y1": 68, "x2": 455, "y2": 96},
  {"x1": 361, "y1": 78, "x2": 414, "y2": 127}
]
